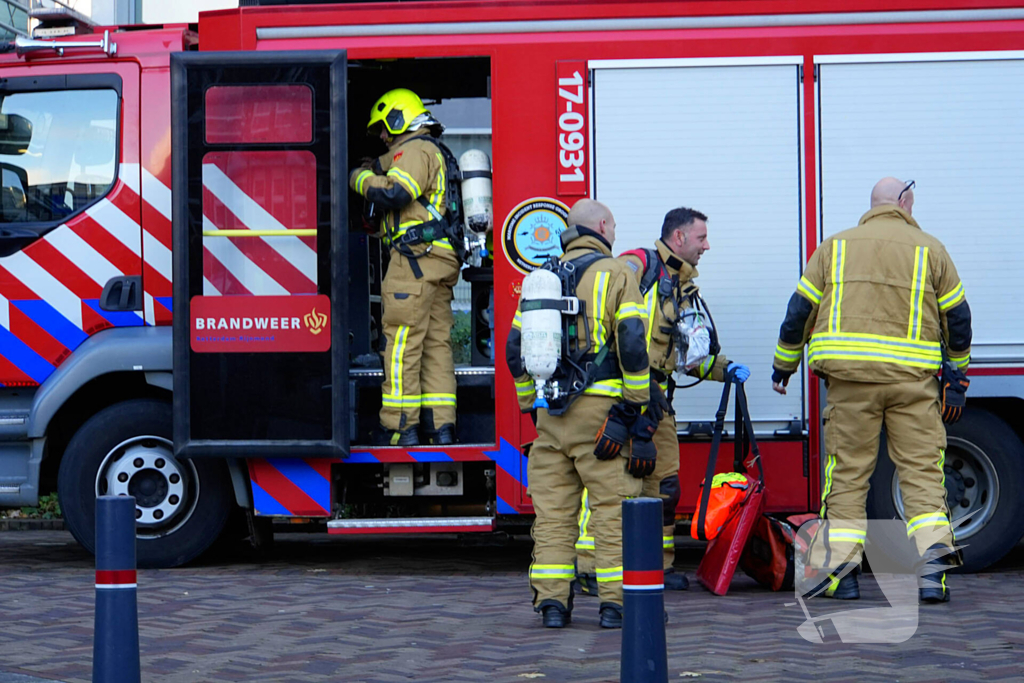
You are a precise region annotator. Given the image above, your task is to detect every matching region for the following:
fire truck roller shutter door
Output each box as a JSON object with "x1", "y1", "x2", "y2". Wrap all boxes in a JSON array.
[{"x1": 592, "y1": 61, "x2": 805, "y2": 431}]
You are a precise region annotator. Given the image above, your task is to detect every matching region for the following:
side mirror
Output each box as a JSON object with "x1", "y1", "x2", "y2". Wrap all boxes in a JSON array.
[{"x1": 0, "y1": 113, "x2": 32, "y2": 156}]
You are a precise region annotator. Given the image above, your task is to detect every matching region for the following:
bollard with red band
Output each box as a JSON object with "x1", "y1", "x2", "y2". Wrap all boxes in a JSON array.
[
  {"x1": 93, "y1": 495, "x2": 141, "y2": 683},
  {"x1": 621, "y1": 497, "x2": 668, "y2": 683}
]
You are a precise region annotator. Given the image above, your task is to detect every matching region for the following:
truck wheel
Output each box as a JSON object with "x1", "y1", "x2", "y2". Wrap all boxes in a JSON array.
[
  {"x1": 58, "y1": 399, "x2": 233, "y2": 568},
  {"x1": 867, "y1": 408, "x2": 1024, "y2": 573}
]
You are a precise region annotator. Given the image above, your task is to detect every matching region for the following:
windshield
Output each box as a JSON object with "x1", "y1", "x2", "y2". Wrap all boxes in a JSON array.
[{"x1": 0, "y1": 88, "x2": 118, "y2": 225}]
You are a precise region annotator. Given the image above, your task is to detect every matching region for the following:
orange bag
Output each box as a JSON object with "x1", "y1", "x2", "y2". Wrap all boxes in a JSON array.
[{"x1": 690, "y1": 472, "x2": 752, "y2": 541}]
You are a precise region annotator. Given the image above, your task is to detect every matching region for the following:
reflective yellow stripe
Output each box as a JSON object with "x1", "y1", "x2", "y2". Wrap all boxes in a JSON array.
[
  {"x1": 829, "y1": 239, "x2": 846, "y2": 334},
  {"x1": 515, "y1": 379, "x2": 534, "y2": 396},
  {"x1": 384, "y1": 325, "x2": 410, "y2": 408},
  {"x1": 622, "y1": 370, "x2": 650, "y2": 391},
  {"x1": 354, "y1": 169, "x2": 375, "y2": 194},
  {"x1": 428, "y1": 151, "x2": 445, "y2": 213},
  {"x1": 596, "y1": 566, "x2": 623, "y2": 582},
  {"x1": 829, "y1": 528, "x2": 866, "y2": 545},
  {"x1": 907, "y1": 246, "x2": 929, "y2": 341},
  {"x1": 381, "y1": 395, "x2": 422, "y2": 407},
  {"x1": 808, "y1": 333, "x2": 942, "y2": 370},
  {"x1": 576, "y1": 489, "x2": 592, "y2": 549},
  {"x1": 938, "y1": 281, "x2": 965, "y2": 311},
  {"x1": 820, "y1": 454, "x2": 836, "y2": 516},
  {"x1": 663, "y1": 535, "x2": 675, "y2": 549},
  {"x1": 421, "y1": 393, "x2": 456, "y2": 407},
  {"x1": 907, "y1": 511, "x2": 949, "y2": 535},
  {"x1": 697, "y1": 355, "x2": 715, "y2": 379},
  {"x1": 949, "y1": 352, "x2": 970, "y2": 369},
  {"x1": 644, "y1": 282, "x2": 658, "y2": 350},
  {"x1": 939, "y1": 448, "x2": 946, "y2": 488},
  {"x1": 615, "y1": 302, "x2": 645, "y2": 322},
  {"x1": 774, "y1": 344, "x2": 802, "y2": 363},
  {"x1": 530, "y1": 565, "x2": 575, "y2": 580},
  {"x1": 513, "y1": 311, "x2": 522, "y2": 330},
  {"x1": 584, "y1": 379, "x2": 623, "y2": 398},
  {"x1": 387, "y1": 167, "x2": 422, "y2": 197},
  {"x1": 592, "y1": 271, "x2": 610, "y2": 350},
  {"x1": 797, "y1": 276, "x2": 822, "y2": 305}
]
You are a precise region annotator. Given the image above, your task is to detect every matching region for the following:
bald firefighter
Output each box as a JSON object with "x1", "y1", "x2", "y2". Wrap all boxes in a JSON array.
[
  {"x1": 506, "y1": 199, "x2": 652, "y2": 629},
  {"x1": 773, "y1": 178, "x2": 972, "y2": 603},
  {"x1": 575, "y1": 207, "x2": 750, "y2": 594},
  {"x1": 350, "y1": 89, "x2": 461, "y2": 446}
]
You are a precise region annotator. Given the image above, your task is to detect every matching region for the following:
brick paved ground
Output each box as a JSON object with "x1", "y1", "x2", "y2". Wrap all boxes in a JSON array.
[{"x1": 1, "y1": 530, "x2": 1022, "y2": 683}]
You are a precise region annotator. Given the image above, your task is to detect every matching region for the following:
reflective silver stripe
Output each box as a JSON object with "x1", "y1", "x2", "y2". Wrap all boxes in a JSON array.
[{"x1": 257, "y1": 10, "x2": 1024, "y2": 40}]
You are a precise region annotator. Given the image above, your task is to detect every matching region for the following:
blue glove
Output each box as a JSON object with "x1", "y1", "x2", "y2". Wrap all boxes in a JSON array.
[{"x1": 727, "y1": 362, "x2": 750, "y2": 383}]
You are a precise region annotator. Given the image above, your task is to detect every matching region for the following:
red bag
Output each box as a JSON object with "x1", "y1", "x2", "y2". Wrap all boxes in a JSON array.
[
  {"x1": 740, "y1": 513, "x2": 821, "y2": 591},
  {"x1": 693, "y1": 381, "x2": 767, "y2": 596},
  {"x1": 690, "y1": 473, "x2": 752, "y2": 541}
]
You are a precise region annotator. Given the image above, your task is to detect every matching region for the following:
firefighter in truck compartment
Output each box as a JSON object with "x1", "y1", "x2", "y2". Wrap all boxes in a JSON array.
[
  {"x1": 350, "y1": 88, "x2": 460, "y2": 448},
  {"x1": 575, "y1": 207, "x2": 750, "y2": 595},
  {"x1": 772, "y1": 177, "x2": 972, "y2": 604},
  {"x1": 507, "y1": 198, "x2": 653, "y2": 629}
]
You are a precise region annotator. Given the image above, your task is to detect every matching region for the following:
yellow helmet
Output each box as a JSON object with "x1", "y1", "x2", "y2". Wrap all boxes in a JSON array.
[{"x1": 367, "y1": 88, "x2": 428, "y2": 136}]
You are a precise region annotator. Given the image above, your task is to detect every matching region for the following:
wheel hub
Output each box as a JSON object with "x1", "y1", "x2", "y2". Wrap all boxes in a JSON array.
[
  {"x1": 98, "y1": 437, "x2": 195, "y2": 530},
  {"x1": 892, "y1": 436, "x2": 999, "y2": 541}
]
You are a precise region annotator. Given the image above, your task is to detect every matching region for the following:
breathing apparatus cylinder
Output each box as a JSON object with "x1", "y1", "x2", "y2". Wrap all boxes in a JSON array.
[
  {"x1": 520, "y1": 268, "x2": 562, "y2": 408},
  {"x1": 459, "y1": 149, "x2": 492, "y2": 265}
]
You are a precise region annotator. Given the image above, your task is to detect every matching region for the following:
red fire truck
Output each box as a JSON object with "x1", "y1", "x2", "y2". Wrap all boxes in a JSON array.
[{"x1": 1, "y1": 0, "x2": 1023, "y2": 571}]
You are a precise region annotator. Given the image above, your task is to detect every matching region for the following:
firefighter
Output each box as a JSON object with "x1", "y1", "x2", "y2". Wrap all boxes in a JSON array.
[
  {"x1": 350, "y1": 89, "x2": 460, "y2": 447},
  {"x1": 772, "y1": 178, "x2": 972, "y2": 603},
  {"x1": 506, "y1": 199, "x2": 652, "y2": 629},
  {"x1": 575, "y1": 207, "x2": 750, "y2": 594}
]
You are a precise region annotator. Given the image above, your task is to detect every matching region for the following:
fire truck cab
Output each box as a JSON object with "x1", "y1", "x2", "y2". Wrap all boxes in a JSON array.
[{"x1": 2, "y1": 1, "x2": 1024, "y2": 571}]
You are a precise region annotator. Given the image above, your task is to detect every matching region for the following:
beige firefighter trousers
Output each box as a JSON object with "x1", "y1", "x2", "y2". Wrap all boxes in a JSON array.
[
  {"x1": 812, "y1": 375, "x2": 957, "y2": 568},
  {"x1": 380, "y1": 248, "x2": 460, "y2": 432},
  {"x1": 577, "y1": 408, "x2": 678, "y2": 574},
  {"x1": 528, "y1": 394, "x2": 644, "y2": 608}
]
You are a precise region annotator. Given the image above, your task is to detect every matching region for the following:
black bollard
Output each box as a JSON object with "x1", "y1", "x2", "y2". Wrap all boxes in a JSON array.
[
  {"x1": 621, "y1": 497, "x2": 668, "y2": 683},
  {"x1": 93, "y1": 496, "x2": 141, "y2": 683}
]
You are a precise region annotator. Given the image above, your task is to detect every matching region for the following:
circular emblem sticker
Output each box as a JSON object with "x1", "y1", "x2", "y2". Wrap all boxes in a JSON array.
[{"x1": 501, "y1": 197, "x2": 570, "y2": 273}]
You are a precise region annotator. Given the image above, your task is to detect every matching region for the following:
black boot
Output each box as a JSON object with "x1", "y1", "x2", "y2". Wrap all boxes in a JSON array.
[
  {"x1": 599, "y1": 602, "x2": 623, "y2": 629},
  {"x1": 804, "y1": 562, "x2": 860, "y2": 600},
  {"x1": 537, "y1": 599, "x2": 571, "y2": 628},
  {"x1": 664, "y1": 568, "x2": 689, "y2": 591},
  {"x1": 430, "y1": 423, "x2": 456, "y2": 445},
  {"x1": 372, "y1": 425, "x2": 419, "y2": 447},
  {"x1": 918, "y1": 544, "x2": 955, "y2": 604},
  {"x1": 574, "y1": 573, "x2": 598, "y2": 597}
]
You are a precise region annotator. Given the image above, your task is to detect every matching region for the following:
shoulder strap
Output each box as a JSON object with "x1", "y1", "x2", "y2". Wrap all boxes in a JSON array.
[{"x1": 620, "y1": 247, "x2": 662, "y2": 296}]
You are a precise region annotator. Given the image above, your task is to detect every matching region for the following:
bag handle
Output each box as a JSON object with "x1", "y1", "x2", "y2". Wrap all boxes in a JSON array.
[
  {"x1": 695, "y1": 378, "x2": 733, "y2": 542},
  {"x1": 734, "y1": 383, "x2": 765, "y2": 486},
  {"x1": 695, "y1": 381, "x2": 765, "y2": 542}
]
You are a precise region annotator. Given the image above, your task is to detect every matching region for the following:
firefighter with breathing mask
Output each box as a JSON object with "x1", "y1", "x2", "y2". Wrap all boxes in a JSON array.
[
  {"x1": 575, "y1": 207, "x2": 750, "y2": 595},
  {"x1": 506, "y1": 198, "x2": 652, "y2": 629},
  {"x1": 350, "y1": 88, "x2": 460, "y2": 447}
]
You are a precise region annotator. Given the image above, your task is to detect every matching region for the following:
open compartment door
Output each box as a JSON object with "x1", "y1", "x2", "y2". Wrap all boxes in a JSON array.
[{"x1": 171, "y1": 50, "x2": 348, "y2": 460}]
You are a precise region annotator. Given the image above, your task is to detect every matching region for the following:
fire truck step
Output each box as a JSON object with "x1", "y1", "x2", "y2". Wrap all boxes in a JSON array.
[{"x1": 327, "y1": 516, "x2": 496, "y2": 535}]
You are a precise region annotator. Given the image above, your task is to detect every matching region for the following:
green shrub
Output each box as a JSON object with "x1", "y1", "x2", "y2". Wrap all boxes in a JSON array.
[{"x1": 451, "y1": 310, "x2": 471, "y2": 365}]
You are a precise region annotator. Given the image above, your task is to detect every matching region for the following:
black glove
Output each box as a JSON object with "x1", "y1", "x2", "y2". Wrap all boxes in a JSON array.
[
  {"x1": 595, "y1": 403, "x2": 639, "y2": 460},
  {"x1": 649, "y1": 378, "x2": 671, "y2": 423},
  {"x1": 370, "y1": 157, "x2": 384, "y2": 175},
  {"x1": 627, "y1": 436, "x2": 657, "y2": 478},
  {"x1": 940, "y1": 361, "x2": 969, "y2": 424},
  {"x1": 771, "y1": 367, "x2": 793, "y2": 385}
]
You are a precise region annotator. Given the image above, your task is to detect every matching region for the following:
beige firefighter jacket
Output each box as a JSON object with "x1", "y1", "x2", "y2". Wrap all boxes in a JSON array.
[
  {"x1": 349, "y1": 130, "x2": 456, "y2": 263},
  {"x1": 773, "y1": 205, "x2": 972, "y2": 383},
  {"x1": 620, "y1": 239, "x2": 730, "y2": 387},
  {"x1": 507, "y1": 228, "x2": 650, "y2": 412}
]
